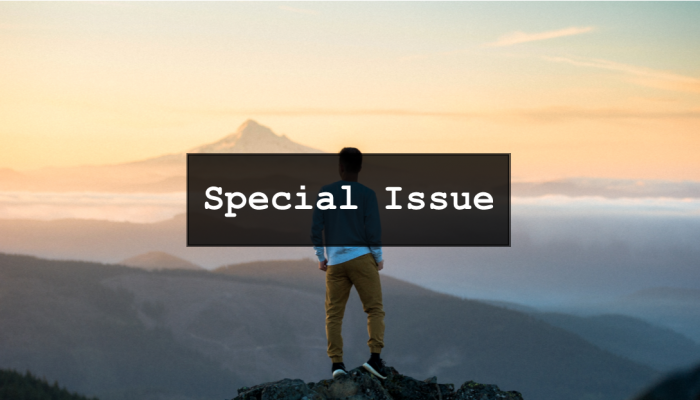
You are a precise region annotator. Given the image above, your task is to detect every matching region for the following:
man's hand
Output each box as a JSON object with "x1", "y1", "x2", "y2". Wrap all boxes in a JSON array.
[
  {"x1": 376, "y1": 260, "x2": 384, "y2": 271},
  {"x1": 319, "y1": 259, "x2": 328, "y2": 272}
]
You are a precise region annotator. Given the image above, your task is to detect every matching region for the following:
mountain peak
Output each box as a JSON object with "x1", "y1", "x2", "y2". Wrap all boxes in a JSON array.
[
  {"x1": 238, "y1": 118, "x2": 262, "y2": 130},
  {"x1": 236, "y1": 119, "x2": 272, "y2": 136},
  {"x1": 189, "y1": 119, "x2": 322, "y2": 154}
]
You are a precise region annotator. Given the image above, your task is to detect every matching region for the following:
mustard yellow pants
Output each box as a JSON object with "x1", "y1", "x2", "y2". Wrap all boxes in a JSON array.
[{"x1": 325, "y1": 253, "x2": 385, "y2": 363}]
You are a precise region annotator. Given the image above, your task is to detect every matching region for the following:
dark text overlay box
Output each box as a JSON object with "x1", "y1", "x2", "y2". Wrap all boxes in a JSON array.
[{"x1": 187, "y1": 154, "x2": 510, "y2": 246}]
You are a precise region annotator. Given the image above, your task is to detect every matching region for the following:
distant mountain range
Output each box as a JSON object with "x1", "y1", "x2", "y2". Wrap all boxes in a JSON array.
[
  {"x1": 533, "y1": 312, "x2": 700, "y2": 372},
  {"x1": 0, "y1": 252, "x2": 657, "y2": 400},
  {"x1": 0, "y1": 120, "x2": 322, "y2": 193},
  {"x1": 480, "y1": 299, "x2": 700, "y2": 372},
  {"x1": 581, "y1": 287, "x2": 700, "y2": 346},
  {"x1": 2, "y1": 119, "x2": 699, "y2": 197}
]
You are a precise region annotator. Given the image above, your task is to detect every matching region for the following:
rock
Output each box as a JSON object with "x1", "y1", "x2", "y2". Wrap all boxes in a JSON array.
[
  {"x1": 232, "y1": 366, "x2": 522, "y2": 400},
  {"x1": 632, "y1": 363, "x2": 700, "y2": 400},
  {"x1": 453, "y1": 381, "x2": 523, "y2": 400},
  {"x1": 235, "y1": 378, "x2": 315, "y2": 400},
  {"x1": 382, "y1": 367, "x2": 454, "y2": 400},
  {"x1": 311, "y1": 368, "x2": 391, "y2": 400}
]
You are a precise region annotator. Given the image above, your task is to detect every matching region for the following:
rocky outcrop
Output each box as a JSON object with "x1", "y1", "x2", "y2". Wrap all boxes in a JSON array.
[{"x1": 233, "y1": 366, "x2": 523, "y2": 400}]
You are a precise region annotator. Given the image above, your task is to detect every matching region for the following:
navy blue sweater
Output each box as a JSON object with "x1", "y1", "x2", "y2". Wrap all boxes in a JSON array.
[{"x1": 311, "y1": 180, "x2": 382, "y2": 265}]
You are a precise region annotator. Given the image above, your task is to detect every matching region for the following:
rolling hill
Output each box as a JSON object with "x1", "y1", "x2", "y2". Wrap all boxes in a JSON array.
[
  {"x1": 533, "y1": 312, "x2": 700, "y2": 372},
  {"x1": 120, "y1": 251, "x2": 202, "y2": 271},
  {"x1": 0, "y1": 252, "x2": 657, "y2": 400},
  {"x1": 2, "y1": 212, "x2": 699, "y2": 345}
]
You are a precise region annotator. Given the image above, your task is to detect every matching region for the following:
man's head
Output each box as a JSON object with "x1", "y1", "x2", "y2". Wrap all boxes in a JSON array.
[{"x1": 339, "y1": 147, "x2": 362, "y2": 180}]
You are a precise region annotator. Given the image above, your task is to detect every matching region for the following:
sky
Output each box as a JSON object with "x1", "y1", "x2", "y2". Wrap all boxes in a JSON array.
[{"x1": 1, "y1": 2, "x2": 699, "y2": 181}]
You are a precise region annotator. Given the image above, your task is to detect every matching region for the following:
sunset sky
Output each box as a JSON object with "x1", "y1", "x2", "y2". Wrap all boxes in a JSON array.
[{"x1": 1, "y1": 2, "x2": 699, "y2": 181}]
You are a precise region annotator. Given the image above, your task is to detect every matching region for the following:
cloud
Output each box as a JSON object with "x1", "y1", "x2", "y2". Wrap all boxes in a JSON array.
[
  {"x1": 544, "y1": 55, "x2": 700, "y2": 94},
  {"x1": 2, "y1": 190, "x2": 699, "y2": 224},
  {"x1": 89, "y1": 1, "x2": 138, "y2": 10},
  {"x1": 486, "y1": 26, "x2": 595, "y2": 47},
  {"x1": 278, "y1": 5, "x2": 319, "y2": 15},
  {"x1": 174, "y1": 106, "x2": 700, "y2": 122},
  {"x1": 513, "y1": 195, "x2": 700, "y2": 217},
  {"x1": 0, "y1": 191, "x2": 185, "y2": 223},
  {"x1": 510, "y1": 106, "x2": 700, "y2": 121}
]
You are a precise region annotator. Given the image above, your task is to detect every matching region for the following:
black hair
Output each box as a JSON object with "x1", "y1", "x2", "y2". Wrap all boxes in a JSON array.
[{"x1": 339, "y1": 147, "x2": 362, "y2": 173}]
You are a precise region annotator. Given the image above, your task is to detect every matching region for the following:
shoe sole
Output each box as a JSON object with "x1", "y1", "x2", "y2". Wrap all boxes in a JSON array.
[
  {"x1": 332, "y1": 369, "x2": 347, "y2": 379},
  {"x1": 362, "y1": 363, "x2": 387, "y2": 379}
]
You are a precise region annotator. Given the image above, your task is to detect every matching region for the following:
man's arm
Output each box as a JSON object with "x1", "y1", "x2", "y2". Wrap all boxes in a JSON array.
[
  {"x1": 312, "y1": 191, "x2": 327, "y2": 271},
  {"x1": 314, "y1": 245, "x2": 327, "y2": 271}
]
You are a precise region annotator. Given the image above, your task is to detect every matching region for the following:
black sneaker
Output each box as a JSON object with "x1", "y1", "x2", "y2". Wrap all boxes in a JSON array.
[
  {"x1": 362, "y1": 356, "x2": 387, "y2": 379},
  {"x1": 332, "y1": 362, "x2": 347, "y2": 379}
]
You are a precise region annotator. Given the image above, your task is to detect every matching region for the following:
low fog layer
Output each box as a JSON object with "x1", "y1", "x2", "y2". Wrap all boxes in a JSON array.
[{"x1": 2, "y1": 182, "x2": 700, "y2": 222}]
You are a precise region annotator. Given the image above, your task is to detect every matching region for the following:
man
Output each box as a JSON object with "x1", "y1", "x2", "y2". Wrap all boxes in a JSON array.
[{"x1": 312, "y1": 147, "x2": 387, "y2": 380}]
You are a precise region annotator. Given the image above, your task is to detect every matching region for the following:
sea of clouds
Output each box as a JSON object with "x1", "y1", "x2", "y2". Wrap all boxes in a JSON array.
[{"x1": 1, "y1": 191, "x2": 698, "y2": 223}]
